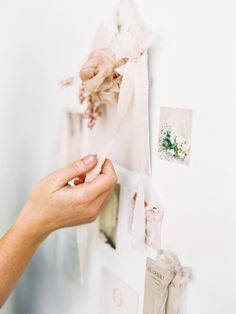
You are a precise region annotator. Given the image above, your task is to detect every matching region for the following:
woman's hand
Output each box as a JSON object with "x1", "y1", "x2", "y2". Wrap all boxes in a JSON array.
[
  {"x1": 16, "y1": 154, "x2": 117, "y2": 243},
  {"x1": 0, "y1": 155, "x2": 117, "y2": 308}
]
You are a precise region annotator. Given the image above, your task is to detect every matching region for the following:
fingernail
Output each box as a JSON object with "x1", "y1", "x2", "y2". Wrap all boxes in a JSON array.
[{"x1": 82, "y1": 154, "x2": 97, "y2": 165}]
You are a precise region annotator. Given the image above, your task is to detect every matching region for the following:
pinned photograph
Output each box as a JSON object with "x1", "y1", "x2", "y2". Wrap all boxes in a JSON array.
[
  {"x1": 158, "y1": 107, "x2": 193, "y2": 165},
  {"x1": 99, "y1": 183, "x2": 121, "y2": 249}
]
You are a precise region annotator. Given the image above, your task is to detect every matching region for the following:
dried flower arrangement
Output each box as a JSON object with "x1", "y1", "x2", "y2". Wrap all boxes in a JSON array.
[{"x1": 60, "y1": 48, "x2": 127, "y2": 129}]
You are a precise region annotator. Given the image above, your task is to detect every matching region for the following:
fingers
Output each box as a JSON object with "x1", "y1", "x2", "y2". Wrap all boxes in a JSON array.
[
  {"x1": 78, "y1": 159, "x2": 117, "y2": 200},
  {"x1": 100, "y1": 158, "x2": 117, "y2": 177},
  {"x1": 67, "y1": 159, "x2": 117, "y2": 202},
  {"x1": 46, "y1": 154, "x2": 97, "y2": 190}
]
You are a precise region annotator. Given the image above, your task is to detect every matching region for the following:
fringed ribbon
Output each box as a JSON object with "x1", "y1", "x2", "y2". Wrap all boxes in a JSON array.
[{"x1": 166, "y1": 266, "x2": 191, "y2": 314}]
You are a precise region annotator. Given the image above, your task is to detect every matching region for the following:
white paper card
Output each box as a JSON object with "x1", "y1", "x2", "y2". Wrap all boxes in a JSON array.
[{"x1": 100, "y1": 268, "x2": 139, "y2": 314}]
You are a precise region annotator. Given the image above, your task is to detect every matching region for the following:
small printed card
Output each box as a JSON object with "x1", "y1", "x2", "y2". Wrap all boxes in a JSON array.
[
  {"x1": 158, "y1": 107, "x2": 193, "y2": 165},
  {"x1": 100, "y1": 268, "x2": 139, "y2": 314},
  {"x1": 143, "y1": 256, "x2": 175, "y2": 314}
]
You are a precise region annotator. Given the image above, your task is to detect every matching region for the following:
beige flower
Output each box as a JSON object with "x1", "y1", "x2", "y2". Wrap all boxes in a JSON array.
[
  {"x1": 80, "y1": 48, "x2": 126, "y2": 105},
  {"x1": 79, "y1": 48, "x2": 127, "y2": 128}
]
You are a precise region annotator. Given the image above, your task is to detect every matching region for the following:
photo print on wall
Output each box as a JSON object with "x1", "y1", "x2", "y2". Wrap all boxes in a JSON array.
[
  {"x1": 99, "y1": 183, "x2": 121, "y2": 249},
  {"x1": 158, "y1": 107, "x2": 193, "y2": 165}
]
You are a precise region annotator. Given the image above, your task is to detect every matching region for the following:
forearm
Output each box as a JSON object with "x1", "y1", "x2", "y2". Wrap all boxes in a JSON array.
[
  {"x1": 0, "y1": 213, "x2": 45, "y2": 308},
  {"x1": 0, "y1": 156, "x2": 116, "y2": 308}
]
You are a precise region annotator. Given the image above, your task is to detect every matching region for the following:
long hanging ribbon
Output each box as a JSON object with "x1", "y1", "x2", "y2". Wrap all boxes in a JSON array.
[
  {"x1": 76, "y1": 59, "x2": 136, "y2": 281},
  {"x1": 130, "y1": 51, "x2": 149, "y2": 250},
  {"x1": 75, "y1": 23, "x2": 111, "y2": 281},
  {"x1": 86, "y1": 53, "x2": 149, "y2": 252},
  {"x1": 76, "y1": 2, "x2": 152, "y2": 279}
]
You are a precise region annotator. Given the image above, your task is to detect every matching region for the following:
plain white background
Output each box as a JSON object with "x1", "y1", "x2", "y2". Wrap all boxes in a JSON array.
[{"x1": 0, "y1": 0, "x2": 236, "y2": 313}]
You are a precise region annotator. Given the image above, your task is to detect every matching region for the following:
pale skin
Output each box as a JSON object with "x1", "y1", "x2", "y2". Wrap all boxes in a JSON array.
[{"x1": 0, "y1": 154, "x2": 117, "y2": 308}]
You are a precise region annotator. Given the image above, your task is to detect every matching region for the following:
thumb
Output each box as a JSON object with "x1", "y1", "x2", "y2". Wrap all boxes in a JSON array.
[{"x1": 47, "y1": 154, "x2": 97, "y2": 189}]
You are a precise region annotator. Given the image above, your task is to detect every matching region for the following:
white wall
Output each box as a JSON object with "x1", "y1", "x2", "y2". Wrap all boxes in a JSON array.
[
  {"x1": 0, "y1": 1, "x2": 235, "y2": 314},
  {"x1": 148, "y1": 1, "x2": 236, "y2": 313}
]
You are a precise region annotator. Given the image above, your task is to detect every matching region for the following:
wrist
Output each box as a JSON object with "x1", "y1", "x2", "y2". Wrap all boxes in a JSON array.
[{"x1": 14, "y1": 208, "x2": 50, "y2": 246}]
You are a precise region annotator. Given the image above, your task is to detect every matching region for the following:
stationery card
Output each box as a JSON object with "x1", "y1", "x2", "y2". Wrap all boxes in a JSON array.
[{"x1": 100, "y1": 268, "x2": 139, "y2": 314}]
